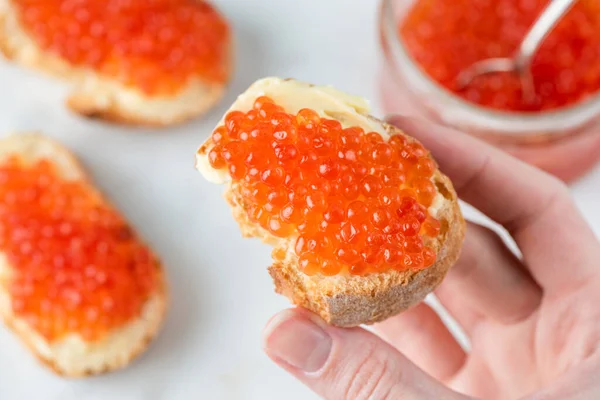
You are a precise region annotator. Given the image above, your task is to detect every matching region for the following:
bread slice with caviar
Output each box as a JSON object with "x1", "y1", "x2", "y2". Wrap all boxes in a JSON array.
[
  {"x1": 0, "y1": 133, "x2": 167, "y2": 377},
  {"x1": 196, "y1": 77, "x2": 465, "y2": 326},
  {"x1": 0, "y1": 0, "x2": 232, "y2": 126}
]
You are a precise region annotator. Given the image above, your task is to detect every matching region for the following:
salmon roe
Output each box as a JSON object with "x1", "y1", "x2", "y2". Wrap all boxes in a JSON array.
[
  {"x1": 0, "y1": 157, "x2": 158, "y2": 342},
  {"x1": 14, "y1": 0, "x2": 230, "y2": 95},
  {"x1": 400, "y1": 0, "x2": 600, "y2": 112},
  {"x1": 209, "y1": 97, "x2": 441, "y2": 276}
]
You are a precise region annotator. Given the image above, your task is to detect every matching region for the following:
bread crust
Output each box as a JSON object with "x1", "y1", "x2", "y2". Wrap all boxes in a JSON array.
[
  {"x1": 0, "y1": 133, "x2": 168, "y2": 377},
  {"x1": 0, "y1": 0, "x2": 232, "y2": 127},
  {"x1": 198, "y1": 102, "x2": 465, "y2": 326}
]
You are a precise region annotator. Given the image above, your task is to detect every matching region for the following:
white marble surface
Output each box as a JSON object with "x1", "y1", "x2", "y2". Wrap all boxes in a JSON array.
[{"x1": 0, "y1": 1, "x2": 598, "y2": 399}]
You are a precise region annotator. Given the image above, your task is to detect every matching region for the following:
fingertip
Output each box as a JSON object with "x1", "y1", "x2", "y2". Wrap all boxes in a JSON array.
[
  {"x1": 263, "y1": 307, "x2": 326, "y2": 332},
  {"x1": 383, "y1": 113, "x2": 403, "y2": 123},
  {"x1": 262, "y1": 308, "x2": 298, "y2": 343},
  {"x1": 263, "y1": 308, "x2": 309, "y2": 351},
  {"x1": 384, "y1": 114, "x2": 458, "y2": 152},
  {"x1": 262, "y1": 308, "x2": 332, "y2": 373},
  {"x1": 384, "y1": 113, "x2": 418, "y2": 128}
]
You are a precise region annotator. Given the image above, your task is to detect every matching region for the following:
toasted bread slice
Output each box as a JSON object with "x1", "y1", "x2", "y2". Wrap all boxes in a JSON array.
[
  {"x1": 196, "y1": 77, "x2": 465, "y2": 326},
  {"x1": 0, "y1": 133, "x2": 167, "y2": 377},
  {"x1": 0, "y1": 0, "x2": 232, "y2": 126}
]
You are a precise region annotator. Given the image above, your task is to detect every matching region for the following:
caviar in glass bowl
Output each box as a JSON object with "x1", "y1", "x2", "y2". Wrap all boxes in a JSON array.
[{"x1": 379, "y1": 0, "x2": 600, "y2": 182}]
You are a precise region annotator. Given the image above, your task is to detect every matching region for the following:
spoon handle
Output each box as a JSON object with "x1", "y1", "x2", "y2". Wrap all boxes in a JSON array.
[{"x1": 515, "y1": 0, "x2": 578, "y2": 70}]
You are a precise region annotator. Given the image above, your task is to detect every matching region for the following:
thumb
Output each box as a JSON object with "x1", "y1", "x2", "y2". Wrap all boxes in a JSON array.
[{"x1": 263, "y1": 308, "x2": 471, "y2": 400}]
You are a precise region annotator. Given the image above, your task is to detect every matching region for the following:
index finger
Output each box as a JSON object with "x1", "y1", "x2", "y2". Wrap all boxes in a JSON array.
[{"x1": 388, "y1": 116, "x2": 600, "y2": 293}]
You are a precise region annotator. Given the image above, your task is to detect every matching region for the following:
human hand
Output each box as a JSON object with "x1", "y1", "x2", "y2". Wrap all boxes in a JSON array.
[{"x1": 262, "y1": 116, "x2": 600, "y2": 400}]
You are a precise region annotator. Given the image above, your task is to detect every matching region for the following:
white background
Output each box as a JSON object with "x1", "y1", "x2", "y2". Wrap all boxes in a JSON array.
[{"x1": 0, "y1": 1, "x2": 598, "y2": 399}]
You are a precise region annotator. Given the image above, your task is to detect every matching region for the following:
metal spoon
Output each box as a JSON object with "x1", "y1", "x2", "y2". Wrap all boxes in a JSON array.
[{"x1": 456, "y1": 0, "x2": 578, "y2": 103}]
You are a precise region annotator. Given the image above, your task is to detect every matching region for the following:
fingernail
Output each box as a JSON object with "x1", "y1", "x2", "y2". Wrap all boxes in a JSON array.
[{"x1": 263, "y1": 310, "x2": 332, "y2": 373}]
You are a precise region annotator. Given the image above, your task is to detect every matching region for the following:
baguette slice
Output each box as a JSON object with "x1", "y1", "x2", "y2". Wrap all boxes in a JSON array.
[
  {"x1": 0, "y1": 133, "x2": 168, "y2": 377},
  {"x1": 196, "y1": 77, "x2": 465, "y2": 327},
  {"x1": 0, "y1": 0, "x2": 232, "y2": 126}
]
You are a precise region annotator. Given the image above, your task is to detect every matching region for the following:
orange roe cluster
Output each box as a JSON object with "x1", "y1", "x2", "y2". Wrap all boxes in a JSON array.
[
  {"x1": 400, "y1": 0, "x2": 600, "y2": 112},
  {"x1": 15, "y1": 0, "x2": 230, "y2": 95},
  {"x1": 0, "y1": 158, "x2": 158, "y2": 342},
  {"x1": 208, "y1": 97, "x2": 442, "y2": 276}
]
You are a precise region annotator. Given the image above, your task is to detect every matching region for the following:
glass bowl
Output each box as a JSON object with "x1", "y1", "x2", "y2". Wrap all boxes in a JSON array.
[{"x1": 378, "y1": 0, "x2": 600, "y2": 183}]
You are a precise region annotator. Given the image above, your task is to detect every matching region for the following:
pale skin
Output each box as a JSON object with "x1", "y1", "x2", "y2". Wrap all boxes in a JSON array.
[{"x1": 262, "y1": 116, "x2": 600, "y2": 400}]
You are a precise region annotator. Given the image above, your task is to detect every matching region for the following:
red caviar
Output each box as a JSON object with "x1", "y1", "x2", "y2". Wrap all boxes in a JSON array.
[
  {"x1": 14, "y1": 0, "x2": 230, "y2": 95},
  {"x1": 400, "y1": 0, "x2": 600, "y2": 112},
  {"x1": 209, "y1": 97, "x2": 441, "y2": 276},
  {"x1": 0, "y1": 157, "x2": 158, "y2": 342}
]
